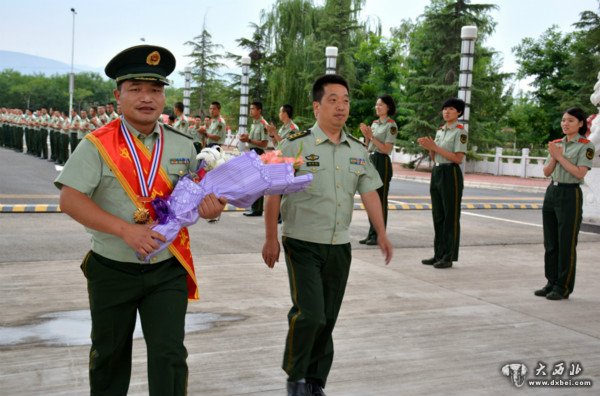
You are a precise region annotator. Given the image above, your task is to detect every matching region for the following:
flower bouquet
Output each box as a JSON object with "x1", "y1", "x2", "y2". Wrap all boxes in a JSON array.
[{"x1": 144, "y1": 147, "x2": 312, "y2": 261}]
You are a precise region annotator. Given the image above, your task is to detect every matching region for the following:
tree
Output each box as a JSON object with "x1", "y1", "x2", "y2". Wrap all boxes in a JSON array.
[
  {"x1": 400, "y1": 0, "x2": 506, "y2": 151},
  {"x1": 185, "y1": 23, "x2": 225, "y2": 115}
]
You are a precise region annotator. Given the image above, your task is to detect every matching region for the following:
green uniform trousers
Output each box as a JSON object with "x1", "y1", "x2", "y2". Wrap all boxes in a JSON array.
[
  {"x1": 366, "y1": 152, "x2": 392, "y2": 241},
  {"x1": 81, "y1": 251, "x2": 189, "y2": 396},
  {"x1": 281, "y1": 237, "x2": 351, "y2": 387},
  {"x1": 542, "y1": 183, "x2": 582, "y2": 297},
  {"x1": 430, "y1": 163, "x2": 463, "y2": 262},
  {"x1": 249, "y1": 147, "x2": 265, "y2": 213}
]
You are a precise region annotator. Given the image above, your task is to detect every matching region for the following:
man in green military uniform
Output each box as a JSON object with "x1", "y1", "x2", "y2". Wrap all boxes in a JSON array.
[
  {"x1": 198, "y1": 101, "x2": 227, "y2": 148},
  {"x1": 266, "y1": 104, "x2": 299, "y2": 146},
  {"x1": 55, "y1": 44, "x2": 226, "y2": 395},
  {"x1": 239, "y1": 101, "x2": 269, "y2": 216},
  {"x1": 262, "y1": 74, "x2": 393, "y2": 396},
  {"x1": 417, "y1": 97, "x2": 468, "y2": 269}
]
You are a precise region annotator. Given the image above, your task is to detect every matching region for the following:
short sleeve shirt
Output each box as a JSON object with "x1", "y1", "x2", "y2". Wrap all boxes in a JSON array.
[
  {"x1": 279, "y1": 123, "x2": 383, "y2": 245},
  {"x1": 207, "y1": 116, "x2": 227, "y2": 144},
  {"x1": 249, "y1": 117, "x2": 268, "y2": 149},
  {"x1": 545, "y1": 136, "x2": 595, "y2": 184},
  {"x1": 368, "y1": 117, "x2": 398, "y2": 153},
  {"x1": 54, "y1": 119, "x2": 198, "y2": 263},
  {"x1": 434, "y1": 122, "x2": 468, "y2": 164},
  {"x1": 278, "y1": 120, "x2": 299, "y2": 140}
]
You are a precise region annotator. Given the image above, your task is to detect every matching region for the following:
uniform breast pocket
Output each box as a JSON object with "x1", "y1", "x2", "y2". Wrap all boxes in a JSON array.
[
  {"x1": 298, "y1": 167, "x2": 325, "y2": 196},
  {"x1": 344, "y1": 165, "x2": 366, "y2": 193},
  {"x1": 166, "y1": 164, "x2": 190, "y2": 184}
]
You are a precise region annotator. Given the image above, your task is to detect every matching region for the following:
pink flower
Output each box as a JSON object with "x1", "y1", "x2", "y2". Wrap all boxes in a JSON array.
[{"x1": 260, "y1": 148, "x2": 304, "y2": 169}]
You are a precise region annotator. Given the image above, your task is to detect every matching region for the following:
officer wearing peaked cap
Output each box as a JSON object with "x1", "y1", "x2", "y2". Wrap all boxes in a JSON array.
[{"x1": 55, "y1": 45, "x2": 226, "y2": 395}]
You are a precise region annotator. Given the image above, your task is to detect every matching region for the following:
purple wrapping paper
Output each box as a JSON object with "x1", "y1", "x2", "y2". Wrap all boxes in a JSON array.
[{"x1": 144, "y1": 150, "x2": 312, "y2": 261}]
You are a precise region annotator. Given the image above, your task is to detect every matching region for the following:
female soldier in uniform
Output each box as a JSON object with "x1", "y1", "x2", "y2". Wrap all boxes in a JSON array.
[
  {"x1": 358, "y1": 94, "x2": 398, "y2": 245},
  {"x1": 417, "y1": 98, "x2": 467, "y2": 269},
  {"x1": 535, "y1": 107, "x2": 595, "y2": 300}
]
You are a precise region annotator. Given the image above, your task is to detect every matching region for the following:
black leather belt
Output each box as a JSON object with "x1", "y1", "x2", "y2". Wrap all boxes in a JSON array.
[{"x1": 551, "y1": 181, "x2": 580, "y2": 187}]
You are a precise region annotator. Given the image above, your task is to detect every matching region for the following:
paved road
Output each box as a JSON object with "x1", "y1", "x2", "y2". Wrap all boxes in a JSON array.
[{"x1": 0, "y1": 146, "x2": 544, "y2": 208}]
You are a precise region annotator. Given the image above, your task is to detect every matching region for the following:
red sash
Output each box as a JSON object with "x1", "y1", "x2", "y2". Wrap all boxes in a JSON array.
[{"x1": 86, "y1": 119, "x2": 199, "y2": 300}]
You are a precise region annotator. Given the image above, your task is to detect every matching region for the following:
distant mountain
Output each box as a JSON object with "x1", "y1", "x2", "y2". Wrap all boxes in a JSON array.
[{"x1": 0, "y1": 50, "x2": 102, "y2": 76}]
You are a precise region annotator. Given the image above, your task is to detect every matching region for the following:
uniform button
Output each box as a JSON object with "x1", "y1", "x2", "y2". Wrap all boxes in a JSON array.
[
  {"x1": 146, "y1": 146, "x2": 150, "y2": 150},
  {"x1": 336, "y1": 166, "x2": 340, "y2": 170},
  {"x1": 332, "y1": 239, "x2": 336, "y2": 243},
  {"x1": 336, "y1": 221, "x2": 340, "y2": 225},
  {"x1": 337, "y1": 203, "x2": 341, "y2": 207},
  {"x1": 151, "y1": 257, "x2": 157, "y2": 263},
  {"x1": 179, "y1": 170, "x2": 185, "y2": 175},
  {"x1": 336, "y1": 184, "x2": 340, "y2": 188}
]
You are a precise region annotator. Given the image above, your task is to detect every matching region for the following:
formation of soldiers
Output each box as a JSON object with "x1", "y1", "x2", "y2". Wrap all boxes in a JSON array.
[
  {"x1": 1, "y1": 101, "x2": 298, "y2": 163},
  {"x1": 0, "y1": 104, "x2": 119, "y2": 165}
]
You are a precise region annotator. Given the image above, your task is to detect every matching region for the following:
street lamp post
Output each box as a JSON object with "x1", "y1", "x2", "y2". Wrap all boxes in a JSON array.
[
  {"x1": 68, "y1": 8, "x2": 77, "y2": 122},
  {"x1": 238, "y1": 57, "x2": 251, "y2": 138},
  {"x1": 183, "y1": 67, "x2": 192, "y2": 116},
  {"x1": 325, "y1": 46, "x2": 338, "y2": 75},
  {"x1": 457, "y1": 26, "x2": 477, "y2": 133}
]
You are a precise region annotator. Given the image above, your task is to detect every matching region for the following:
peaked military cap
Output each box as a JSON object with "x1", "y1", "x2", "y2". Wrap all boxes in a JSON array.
[{"x1": 105, "y1": 45, "x2": 175, "y2": 85}]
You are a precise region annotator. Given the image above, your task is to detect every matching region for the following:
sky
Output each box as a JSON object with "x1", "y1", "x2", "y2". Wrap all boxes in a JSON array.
[{"x1": 0, "y1": 0, "x2": 598, "y2": 88}]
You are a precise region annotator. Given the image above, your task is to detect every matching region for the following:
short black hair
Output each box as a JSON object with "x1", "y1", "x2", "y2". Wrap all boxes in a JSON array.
[
  {"x1": 281, "y1": 104, "x2": 294, "y2": 119},
  {"x1": 251, "y1": 101, "x2": 263, "y2": 111},
  {"x1": 211, "y1": 101, "x2": 221, "y2": 110},
  {"x1": 441, "y1": 97, "x2": 465, "y2": 117},
  {"x1": 312, "y1": 74, "x2": 349, "y2": 103},
  {"x1": 564, "y1": 107, "x2": 588, "y2": 136},
  {"x1": 378, "y1": 94, "x2": 396, "y2": 116},
  {"x1": 174, "y1": 102, "x2": 184, "y2": 112}
]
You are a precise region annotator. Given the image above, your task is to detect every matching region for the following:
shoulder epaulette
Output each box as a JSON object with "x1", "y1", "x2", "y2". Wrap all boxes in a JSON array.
[
  {"x1": 346, "y1": 132, "x2": 366, "y2": 147},
  {"x1": 290, "y1": 123, "x2": 297, "y2": 130},
  {"x1": 578, "y1": 137, "x2": 591, "y2": 144},
  {"x1": 218, "y1": 117, "x2": 225, "y2": 123},
  {"x1": 552, "y1": 138, "x2": 563, "y2": 143},
  {"x1": 260, "y1": 118, "x2": 268, "y2": 126},
  {"x1": 288, "y1": 129, "x2": 311, "y2": 141},
  {"x1": 457, "y1": 124, "x2": 464, "y2": 129},
  {"x1": 387, "y1": 118, "x2": 395, "y2": 123},
  {"x1": 164, "y1": 124, "x2": 192, "y2": 139}
]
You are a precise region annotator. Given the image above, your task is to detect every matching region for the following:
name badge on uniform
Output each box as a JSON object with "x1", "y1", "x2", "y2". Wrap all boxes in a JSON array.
[
  {"x1": 170, "y1": 158, "x2": 191, "y2": 164},
  {"x1": 305, "y1": 154, "x2": 319, "y2": 167},
  {"x1": 350, "y1": 157, "x2": 366, "y2": 166}
]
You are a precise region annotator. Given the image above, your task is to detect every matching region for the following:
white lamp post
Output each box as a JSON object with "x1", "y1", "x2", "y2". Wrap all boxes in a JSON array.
[
  {"x1": 325, "y1": 46, "x2": 338, "y2": 75},
  {"x1": 183, "y1": 67, "x2": 192, "y2": 116},
  {"x1": 457, "y1": 26, "x2": 477, "y2": 132},
  {"x1": 68, "y1": 8, "x2": 76, "y2": 121},
  {"x1": 238, "y1": 56, "x2": 251, "y2": 136}
]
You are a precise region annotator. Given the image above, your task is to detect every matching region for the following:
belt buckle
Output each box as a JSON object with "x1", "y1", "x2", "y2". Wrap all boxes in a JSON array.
[{"x1": 553, "y1": 181, "x2": 558, "y2": 186}]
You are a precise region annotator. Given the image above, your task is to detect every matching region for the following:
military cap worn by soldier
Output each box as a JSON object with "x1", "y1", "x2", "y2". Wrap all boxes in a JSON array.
[{"x1": 55, "y1": 45, "x2": 224, "y2": 396}]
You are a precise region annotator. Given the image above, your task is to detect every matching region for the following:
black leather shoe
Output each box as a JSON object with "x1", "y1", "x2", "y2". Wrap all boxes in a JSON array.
[
  {"x1": 421, "y1": 257, "x2": 437, "y2": 265},
  {"x1": 546, "y1": 291, "x2": 569, "y2": 300},
  {"x1": 364, "y1": 238, "x2": 377, "y2": 246},
  {"x1": 287, "y1": 381, "x2": 309, "y2": 396},
  {"x1": 243, "y1": 211, "x2": 262, "y2": 217},
  {"x1": 433, "y1": 260, "x2": 452, "y2": 268},
  {"x1": 307, "y1": 380, "x2": 326, "y2": 396},
  {"x1": 358, "y1": 237, "x2": 369, "y2": 244},
  {"x1": 534, "y1": 286, "x2": 552, "y2": 297}
]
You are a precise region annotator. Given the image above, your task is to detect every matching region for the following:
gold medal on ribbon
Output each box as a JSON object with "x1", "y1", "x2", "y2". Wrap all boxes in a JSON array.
[{"x1": 133, "y1": 207, "x2": 151, "y2": 224}]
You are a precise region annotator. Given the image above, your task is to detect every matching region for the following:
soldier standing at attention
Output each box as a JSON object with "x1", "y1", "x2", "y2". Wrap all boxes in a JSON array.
[
  {"x1": 417, "y1": 97, "x2": 467, "y2": 269},
  {"x1": 535, "y1": 107, "x2": 594, "y2": 300},
  {"x1": 172, "y1": 101, "x2": 189, "y2": 132},
  {"x1": 262, "y1": 74, "x2": 393, "y2": 396},
  {"x1": 198, "y1": 101, "x2": 227, "y2": 148},
  {"x1": 54, "y1": 44, "x2": 226, "y2": 395},
  {"x1": 107, "y1": 102, "x2": 119, "y2": 121},
  {"x1": 239, "y1": 100, "x2": 269, "y2": 217},
  {"x1": 358, "y1": 94, "x2": 398, "y2": 246},
  {"x1": 266, "y1": 104, "x2": 299, "y2": 146}
]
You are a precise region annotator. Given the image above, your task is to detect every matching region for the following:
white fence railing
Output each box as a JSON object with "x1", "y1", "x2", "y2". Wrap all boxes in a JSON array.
[{"x1": 391, "y1": 146, "x2": 546, "y2": 178}]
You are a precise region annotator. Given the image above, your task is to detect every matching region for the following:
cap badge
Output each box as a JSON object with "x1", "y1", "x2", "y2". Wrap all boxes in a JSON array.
[{"x1": 146, "y1": 51, "x2": 161, "y2": 66}]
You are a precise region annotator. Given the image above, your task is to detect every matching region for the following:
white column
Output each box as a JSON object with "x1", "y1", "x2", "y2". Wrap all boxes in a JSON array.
[
  {"x1": 183, "y1": 67, "x2": 192, "y2": 116},
  {"x1": 238, "y1": 57, "x2": 251, "y2": 135},
  {"x1": 325, "y1": 46, "x2": 338, "y2": 75}
]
